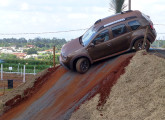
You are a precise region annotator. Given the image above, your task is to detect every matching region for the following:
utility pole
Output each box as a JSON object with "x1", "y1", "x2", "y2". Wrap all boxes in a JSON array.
[
  {"x1": 23, "y1": 65, "x2": 25, "y2": 83},
  {"x1": 129, "y1": 0, "x2": 131, "y2": 10},
  {"x1": 53, "y1": 46, "x2": 56, "y2": 68},
  {"x1": 1, "y1": 64, "x2": 3, "y2": 80},
  {"x1": 143, "y1": 26, "x2": 149, "y2": 50}
]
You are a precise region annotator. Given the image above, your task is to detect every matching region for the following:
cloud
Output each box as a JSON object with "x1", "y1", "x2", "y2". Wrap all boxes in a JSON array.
[
  {"x1": 43, "y1": 6, "x2": 54, "y2": 12},
  {"x1": 0, "y1": 0, "x2": 11, "y2": 7},
  {"x1": 91, "y1": 7, "x2": 108, "y2": 13},
  {"x1": 20, "y1": 2, "x2": 29, "y2": 11},
  {"x1": 0, "y1": 0, "x2": 164, "y2": 40},
  {"x1": 68, "y1": 13, "x2": 88, "y2": 19}
]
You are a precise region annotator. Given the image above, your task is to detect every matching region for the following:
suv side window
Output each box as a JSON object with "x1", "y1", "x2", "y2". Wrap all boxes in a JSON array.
[
  {"x1": 93, "y1": 29, "x2": 109, "y2": 45},
  {"x1": 112, "y1": 24, "x2": 127, "y2": 37},
  {"x1": 128, "y1": 20, "x2": 140, "y2": 30}
]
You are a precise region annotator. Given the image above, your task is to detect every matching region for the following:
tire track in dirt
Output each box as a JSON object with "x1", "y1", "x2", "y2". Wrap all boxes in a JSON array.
[{"x1": 0, "y1": 53, "x2": 134, "y2": 120}]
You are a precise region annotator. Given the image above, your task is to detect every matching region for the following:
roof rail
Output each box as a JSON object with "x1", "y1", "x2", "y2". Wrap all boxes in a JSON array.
[
  {"x1": 94, "y1": 19, "x2": 101, "y2": 25},
  {"x1": 125, "y1": 16, "x2": 137, "y2": 20},
  {"x1": 121, "y1": 10, "x2": 133, "y2": 14}
]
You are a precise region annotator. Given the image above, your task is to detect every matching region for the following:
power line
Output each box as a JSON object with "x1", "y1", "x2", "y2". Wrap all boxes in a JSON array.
[
  {"x1": 157, "y1": 33, "x2": 165, "y2": 34},
  {"x1": 0, "y1": 28, "x2": 88, "y2": 36},
  {"x1": 0, "y1": 24, "x2": 165, "y2": 36},
  {"x1": 154, "y1": 24, "x2": 165, "y2": 26}
]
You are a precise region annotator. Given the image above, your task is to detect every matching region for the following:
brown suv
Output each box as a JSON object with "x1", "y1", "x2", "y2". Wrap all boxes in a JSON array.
[{"x1": 60, "y1": 10, "x2": 157, "y2": 73}]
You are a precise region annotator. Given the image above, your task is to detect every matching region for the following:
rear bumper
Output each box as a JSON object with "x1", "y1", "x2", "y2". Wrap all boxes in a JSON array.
[{"x1": 148, "y1": 29, "x2": 157, "y2": 43}]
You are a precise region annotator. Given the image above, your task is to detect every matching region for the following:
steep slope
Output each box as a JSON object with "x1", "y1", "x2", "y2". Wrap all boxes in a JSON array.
[
  {"x1": 0, "y1": 53, "x2": 134, "y2": 120},
  {"x1": 70, "y1": 51, "x2": 165, "y2": 120}
]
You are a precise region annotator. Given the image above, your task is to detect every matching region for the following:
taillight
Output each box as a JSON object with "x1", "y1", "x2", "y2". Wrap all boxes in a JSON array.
[{"x1": 150, "y1": 24, "x2": 154, "y2": 30}]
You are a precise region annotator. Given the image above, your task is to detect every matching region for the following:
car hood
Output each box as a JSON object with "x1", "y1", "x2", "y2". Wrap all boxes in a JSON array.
[{"x1": 61, "y1": 37, "x2": 83, "y2": 56}]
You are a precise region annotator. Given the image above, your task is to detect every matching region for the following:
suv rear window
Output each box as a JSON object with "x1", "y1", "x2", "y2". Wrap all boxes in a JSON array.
[
  {"x1": 142, "y1": 13, "x2": 151, "y2": 22},
  {"x1": 112, "y1": 24, "x2": 127, "y2": 37},
  {"x1": 128, "y1": 20, "x2": 140, "y2": 30}
]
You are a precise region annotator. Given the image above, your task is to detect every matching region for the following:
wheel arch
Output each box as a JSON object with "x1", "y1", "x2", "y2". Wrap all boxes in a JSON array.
[
  {"x1": 131, "y1": 36, "x2": 151, "y2": 49},
  {"x1": 71, "y1": 56, "x2": 91, "y2": 71}
]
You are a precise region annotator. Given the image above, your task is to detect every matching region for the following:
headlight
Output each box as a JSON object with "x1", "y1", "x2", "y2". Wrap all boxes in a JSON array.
[
  {"x1": 61, "y1": 53, "x2": 68, "y2": 61},
  {"x1": 63, "y1": 55, "x2": 68, "y2": 61}
]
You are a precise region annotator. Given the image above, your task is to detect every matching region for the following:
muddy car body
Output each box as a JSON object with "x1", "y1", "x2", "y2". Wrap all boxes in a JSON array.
[{"x1": 60, "y1": 10, "x2": 157, "y2": 73}]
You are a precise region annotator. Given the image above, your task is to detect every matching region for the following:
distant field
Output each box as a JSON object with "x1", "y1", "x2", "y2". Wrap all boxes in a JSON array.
[{"x1": 0, "y1": 55, "x2": 59, "y2": 73}]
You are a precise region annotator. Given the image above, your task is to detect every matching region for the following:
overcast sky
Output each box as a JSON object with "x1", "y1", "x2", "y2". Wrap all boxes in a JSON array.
[{"x1": 0, "y1": 0, "x2": 165, "y2": 40}]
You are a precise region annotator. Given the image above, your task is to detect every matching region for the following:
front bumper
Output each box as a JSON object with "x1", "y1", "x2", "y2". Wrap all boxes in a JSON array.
[{"x1": 59, "y1": 55, "x2": 71, "y2": 69}]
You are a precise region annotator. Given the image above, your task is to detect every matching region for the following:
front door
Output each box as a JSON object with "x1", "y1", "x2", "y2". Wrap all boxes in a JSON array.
[{"x1": 87, "y1": 29, "x2": 113, "y2": 60}]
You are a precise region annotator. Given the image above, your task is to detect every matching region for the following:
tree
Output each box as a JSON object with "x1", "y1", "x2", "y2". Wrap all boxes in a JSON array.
[
  {"x1": 0, "y1": 53, "x2": 17, "y2": 59},
  {"x1": 27, "y1": 48, "x2": 37, "y2": 55},
  {"x1": 109, "y1": 0, "x2": 127, "y2": 13}
]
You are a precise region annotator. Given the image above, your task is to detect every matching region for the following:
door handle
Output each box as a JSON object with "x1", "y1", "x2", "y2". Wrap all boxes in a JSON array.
[
  {"x1": 127, "y1": 36, "x2": 130, "y2": 39},
  {"x1": 107, "y1": 43, "x2": 111, "y2": 46}
]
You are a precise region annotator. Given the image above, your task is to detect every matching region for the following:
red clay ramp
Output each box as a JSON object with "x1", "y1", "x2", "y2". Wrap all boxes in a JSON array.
[{"x1": 1, "y1": 53, "x2": 134, "y2": 120}]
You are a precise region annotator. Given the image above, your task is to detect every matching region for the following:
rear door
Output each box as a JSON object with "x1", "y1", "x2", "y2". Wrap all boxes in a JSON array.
[{"x1": 110, "y1": 24, "x2": 131, "y2": 54}]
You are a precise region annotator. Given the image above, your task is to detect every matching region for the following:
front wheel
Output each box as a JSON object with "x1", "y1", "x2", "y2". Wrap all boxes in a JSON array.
[
  {"x1": 76, "y1": 58, "x2": 90, "y2": 74},
  {"x1": 134, "y1": 39, "x2": 150, "y2": 51}
]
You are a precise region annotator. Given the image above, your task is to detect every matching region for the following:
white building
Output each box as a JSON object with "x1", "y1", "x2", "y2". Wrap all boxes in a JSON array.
[
  {"x1": 24, "y1": 54, "x2": 39, "y2": 59},
  {"x1": 1, "y1": 49, "x2": 14, "y2": 54}
]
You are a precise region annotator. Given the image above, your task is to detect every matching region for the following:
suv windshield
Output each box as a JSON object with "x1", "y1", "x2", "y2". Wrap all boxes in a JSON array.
[{"x1": 82, "y1": 26, "x2": 96, "y2": 46}]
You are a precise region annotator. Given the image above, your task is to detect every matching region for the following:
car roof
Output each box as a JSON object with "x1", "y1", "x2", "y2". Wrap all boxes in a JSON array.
[{"x1": 93, "y1": 10, "x2": 142, "y2": 31}]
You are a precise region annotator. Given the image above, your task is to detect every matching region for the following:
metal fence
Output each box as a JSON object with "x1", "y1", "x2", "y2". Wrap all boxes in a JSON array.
[{"x1": 1, "y1": 64, "x2": 36, "y2": 83}]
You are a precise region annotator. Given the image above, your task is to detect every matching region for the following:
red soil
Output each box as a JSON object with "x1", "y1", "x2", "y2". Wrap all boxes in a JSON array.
[
  {"x1": 0, "y1": 73, "x2": 34, "y2": 89},
  {"x1": 74, "y1": 55, "x2": 133, "y2": 111},
  {"x1": 0, "y1": 53, "x2": 134, "y2": 120},
  {"x1": 2, "y1": 66, "x2": 60, "y2": 114},
  {"x1": 96, "y1": 56, "x2": 132, "y2": 110}
]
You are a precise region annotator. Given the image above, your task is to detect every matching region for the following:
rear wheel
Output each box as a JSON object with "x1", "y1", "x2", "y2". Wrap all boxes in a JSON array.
[
  {"x1": 134, "y1": 39, "x2": 150, "y2": 51},
  {"x1": 76, "y1": 58, "x2": 90, "y2": 74}
]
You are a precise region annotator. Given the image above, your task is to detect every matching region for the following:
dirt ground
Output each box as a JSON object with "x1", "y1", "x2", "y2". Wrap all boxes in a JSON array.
[
  {"x1": 70, "y1": 51, "x2": 165, "y2": 120},
  {"x1": 0, "y1": 54, "x2": 134, "y2": 120},
  {"x1": 0, "y1": 73, "x2": 35, "y2": 95},
  {"x1": 0, "y1": 68, "x2": 51, "y2": 115}
]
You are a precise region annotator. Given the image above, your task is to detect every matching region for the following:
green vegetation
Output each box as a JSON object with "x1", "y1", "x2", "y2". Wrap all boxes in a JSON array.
[
  {"x1": 151, "y1": 40, "x2": 165, "y2": 48},
  {"x1": 0, "y1": 55, "x2": 59, "y2": 73},
  {"x1": 0, "y1": 89, "x2": 12, "y2": 92},
  {"x1": 0, "y1": 37, "x2": 67, "y2": 53},
  {"x1": 0, "y1": 53, "x2": 17, "y2": 59},
  {"x1": 0, "y1": 37, "x2": 65, "y2": 73},
  {"x1": 26, "y1": 48, "x2": 37, "y2": 55}
]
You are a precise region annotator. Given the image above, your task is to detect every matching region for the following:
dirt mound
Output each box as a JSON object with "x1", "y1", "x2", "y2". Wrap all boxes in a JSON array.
[{"x1": 70, "y1": 51, "x2": 165, "y2": 120}]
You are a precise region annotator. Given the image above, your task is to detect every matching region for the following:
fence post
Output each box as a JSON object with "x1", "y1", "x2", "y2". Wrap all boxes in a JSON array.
[
  {"x1": 18, "y1": 63, "x2": 20, "y2": 74},
  {"x1": 53, "y1": 46, "x2": 56, "y2": 68},
  {"x1": 21, "y1": 67, "x2": 23, "y2": 76},
  {"x1": 143, "y1": 26, "x2": 149, "y2": 50},
  {"x1": 1, "y1": 64, "x2": 3, "y2": 80},
  {"x1": 34, "y1": 66, "x2": 35, "y2": 75},
  {"x1": 23, "y1": 65, "x2": 25, "y2": 83}
]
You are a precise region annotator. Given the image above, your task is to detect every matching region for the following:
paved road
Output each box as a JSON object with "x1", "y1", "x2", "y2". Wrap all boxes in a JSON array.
[{"x1": 149, "y1": 49, "x2": 165, "y2": 58}]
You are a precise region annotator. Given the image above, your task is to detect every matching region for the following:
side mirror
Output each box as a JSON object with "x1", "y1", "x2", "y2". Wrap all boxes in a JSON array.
[{"x1": 89, "y1": 43, "x2": 95, "y2": 48}]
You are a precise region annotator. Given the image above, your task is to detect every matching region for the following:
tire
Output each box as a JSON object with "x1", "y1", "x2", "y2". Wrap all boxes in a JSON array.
[
  {"x1": 134, "y1": 39, "x2": 150, "y2": 51},
  {"x1": 76, "y1": 58, "x2": 90, "y2": 74}
]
